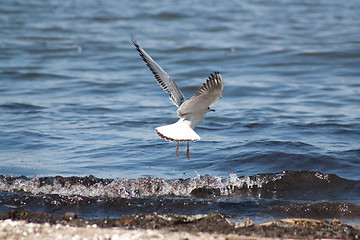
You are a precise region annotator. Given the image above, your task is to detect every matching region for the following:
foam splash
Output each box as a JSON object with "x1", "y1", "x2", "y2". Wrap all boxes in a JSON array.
[
  {"x1": 0, "y1": 173, "x2": 275, "y2": 198},
  {"x1": 1, "y1": 171, "x2": 356, "y2": 200}
]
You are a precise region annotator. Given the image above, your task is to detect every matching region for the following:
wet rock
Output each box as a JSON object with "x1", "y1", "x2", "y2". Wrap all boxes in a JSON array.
[
  {"x1": 64, "y1": 212, "x2": 77, "y2": 220},
  {"x1": 0, "y1": 209, "x2": 359, "y2": 239},
  {"x1": 238, "y1": 218, "x2": 253, "y2": 227}
]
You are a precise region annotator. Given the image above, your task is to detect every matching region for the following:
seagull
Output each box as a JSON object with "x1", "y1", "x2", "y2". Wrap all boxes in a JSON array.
[{"x1": 131, "y1": 38, "x2": 224, "y2": 159}]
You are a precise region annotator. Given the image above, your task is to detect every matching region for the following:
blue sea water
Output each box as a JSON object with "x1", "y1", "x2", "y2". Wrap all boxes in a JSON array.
[{"x1": 1, "y1": 0, "x2": 360, "y2": 225}]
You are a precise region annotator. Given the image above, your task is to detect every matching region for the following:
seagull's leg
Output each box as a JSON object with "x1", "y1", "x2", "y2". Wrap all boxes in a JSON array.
[
  {"x1": 175, "y1": 140, "x2": 179, "y2": 157},
  {"x1": 186, "y1": 141, "x2": 190, "y2": 159}
]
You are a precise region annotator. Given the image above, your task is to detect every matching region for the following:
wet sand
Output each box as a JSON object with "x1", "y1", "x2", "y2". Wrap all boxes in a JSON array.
[{"x1": 1, "y1": 210, "x2": 359, "y2": 239}]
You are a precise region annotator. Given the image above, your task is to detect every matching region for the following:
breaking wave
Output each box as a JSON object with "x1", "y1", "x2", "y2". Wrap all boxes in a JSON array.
[{"x1": 1, "y1": 171, "x2": 359, "y2": 201}]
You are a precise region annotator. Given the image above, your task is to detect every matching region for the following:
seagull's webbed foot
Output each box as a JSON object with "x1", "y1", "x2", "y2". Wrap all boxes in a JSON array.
[
  {"x1": 186, "y1": 141, "x2": 190, "y2": 159},
  {"x1": 175, "y1": 141, "x2": 179, "y2": 157}
]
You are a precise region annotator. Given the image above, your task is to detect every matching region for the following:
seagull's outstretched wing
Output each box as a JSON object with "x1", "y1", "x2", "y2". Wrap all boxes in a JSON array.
[
  {"x1": 131, "y1": 37, "x2": 185, "y2": 107},
  {"x1": 178, "y1": 72, "x2": 224, "y2": 118}
]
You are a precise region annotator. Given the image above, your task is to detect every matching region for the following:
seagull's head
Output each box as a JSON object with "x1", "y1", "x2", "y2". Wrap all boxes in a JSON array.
[{"x1": 206, "y1": 107, "x2": 215, "y2": 113}]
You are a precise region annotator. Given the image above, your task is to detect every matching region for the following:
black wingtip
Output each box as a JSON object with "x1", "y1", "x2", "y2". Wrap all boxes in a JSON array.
[
  {"x1": 207, "y1": 71, "x2": 221, "y2": 81},
  {"x1": 130, "y1": 35, "x2": 139, "y2": 47}
]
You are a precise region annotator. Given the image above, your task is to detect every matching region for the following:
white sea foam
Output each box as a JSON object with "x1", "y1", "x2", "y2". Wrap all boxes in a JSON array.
[{"x1": 0, "y1": 173, "x2": 282, "y2": 198}]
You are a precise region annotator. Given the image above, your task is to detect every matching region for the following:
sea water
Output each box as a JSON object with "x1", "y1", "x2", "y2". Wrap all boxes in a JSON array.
[{"x1": 1, "y1": 0, "x2": 360, "y2": 225}]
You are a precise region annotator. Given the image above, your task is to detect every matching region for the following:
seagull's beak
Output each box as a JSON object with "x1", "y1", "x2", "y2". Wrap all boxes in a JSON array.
[{"x1": 209, "y1": 108, "x2": 215, "y2": 112}]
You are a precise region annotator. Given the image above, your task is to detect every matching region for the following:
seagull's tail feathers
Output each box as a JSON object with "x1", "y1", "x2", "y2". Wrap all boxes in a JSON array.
[{"x1": 155, "y1": 120, "x2": 201, "y2": 142}]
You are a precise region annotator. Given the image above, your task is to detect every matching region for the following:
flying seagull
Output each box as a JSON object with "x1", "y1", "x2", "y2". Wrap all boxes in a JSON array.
[{"x1": 131, "y1": 38, "x2": 224, "y2": 159}]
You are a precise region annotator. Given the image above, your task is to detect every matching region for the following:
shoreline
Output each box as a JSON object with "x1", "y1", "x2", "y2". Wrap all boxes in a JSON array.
[
  {"x1": 0, "y1": 220, "x2": 274, "y2": 240},
  {"x1": 1, "y1": 210, "x2": 359, "y2": 239}
]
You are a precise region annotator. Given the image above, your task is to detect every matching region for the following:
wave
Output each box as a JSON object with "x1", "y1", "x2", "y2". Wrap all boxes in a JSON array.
[
  {"x1": 0, "y1": 71, "x2": 71, "y2": 80},
  {"x1": 0, "y1": 103, "x2": 45, "y2": 110},
  {"x1": 1, "y1": 171, "x2": 359, "y2": 201}
]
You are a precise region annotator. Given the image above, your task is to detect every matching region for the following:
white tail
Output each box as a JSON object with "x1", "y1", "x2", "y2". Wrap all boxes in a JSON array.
[{"x1": 155, "y1": 119, "x2": 201, "y2": 142}]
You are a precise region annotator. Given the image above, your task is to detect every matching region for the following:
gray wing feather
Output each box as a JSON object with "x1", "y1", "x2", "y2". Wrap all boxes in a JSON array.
[
  {"x1": 178, "y1": 71, "x2": 224, "y2": 117},
  {"x1": 131, "y1": 37, "x2": 185, "y2": 107}
]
